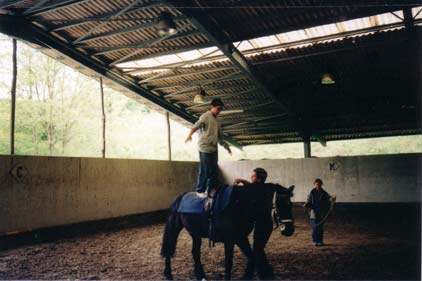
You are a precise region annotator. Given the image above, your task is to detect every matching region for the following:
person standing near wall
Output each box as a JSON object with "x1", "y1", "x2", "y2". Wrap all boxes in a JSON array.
[
  {"x1": 185, "y1": 98, "x2": 231, "y2": 198},
  {"x1": 304, "y1": 178, "x2": 336, "y2": 246}
]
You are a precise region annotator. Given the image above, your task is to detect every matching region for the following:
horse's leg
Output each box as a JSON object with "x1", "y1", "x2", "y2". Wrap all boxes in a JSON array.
[
  {"x1": 236, "y1": 236, "x2": 254, "y2": 280},
  {"x1": 162, "y1": 210, "x2": 184, "y2": 280},
  {"x1": 192, "y1": 236, "x2": 206, "y2": 280},
  {"x1": 224, "y1": 241, "x2": 234, "y2": 280},
  {"x1": 164, "y1": 257, "x2": 173, "y2": 280}
]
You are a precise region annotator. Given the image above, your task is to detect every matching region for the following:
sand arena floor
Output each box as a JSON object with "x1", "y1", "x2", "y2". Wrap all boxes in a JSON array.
[{"x1": 0, "y1": 207, "x2": 420, "y2": 280}]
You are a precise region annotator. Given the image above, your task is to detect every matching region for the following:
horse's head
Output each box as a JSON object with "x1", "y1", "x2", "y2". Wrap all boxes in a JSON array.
[{"x1": 274, "y1": 185, "x2": 295, "y2": 237}]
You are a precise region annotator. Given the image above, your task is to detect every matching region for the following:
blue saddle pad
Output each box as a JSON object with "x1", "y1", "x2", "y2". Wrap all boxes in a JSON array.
[
  {"x1": 177, "y1": 185, "x2": 233, "y2": 214},
  {"x1": 177, "y1": 192, "x2": 207, "y2": 213}
]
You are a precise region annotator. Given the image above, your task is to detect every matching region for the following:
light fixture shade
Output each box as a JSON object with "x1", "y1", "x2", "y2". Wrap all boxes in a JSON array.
[
  {"x1": 220, "y1": 109, "x2": 244, "y2": 115},
  {"x1": 156, "y1": 11, "x2": 177, "y2": 36},
  {"x1": 193, "y1": 88, "x2": 206, "y2": 104},
  {"x1": 321, "y1": 73, "x2": 335, "y2": 85}
]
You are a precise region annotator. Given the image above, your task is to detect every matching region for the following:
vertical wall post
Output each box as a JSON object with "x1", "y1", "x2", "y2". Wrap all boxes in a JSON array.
[
  {"x1": 166, "y1": 112, "x2": 172, "y2": 161},
  {"x1": 303, "y1": 134, "x2": 311, "y2": 158},
  {"x1": 10, "y1": 38, "x2": 17, "y2": 155},
  {"x1": 100, "y1": 77, "x2": 106, "y2": 158}
]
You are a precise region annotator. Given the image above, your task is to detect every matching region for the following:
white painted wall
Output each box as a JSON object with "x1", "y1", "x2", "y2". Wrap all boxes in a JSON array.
[
  {"x1": 0, "y1": 156, "x2": 198, "y2": 233},
  {"x1": 219, "y1": 153, "x2": 422, "y2": 203}
]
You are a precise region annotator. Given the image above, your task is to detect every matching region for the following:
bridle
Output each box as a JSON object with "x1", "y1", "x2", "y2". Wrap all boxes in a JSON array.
[
  {"x1": 273, "y1": 192, "x2": 335, "y2": 229},
  {"x1": 272, "y1": 193, "x2": 294, "y2": 231}
]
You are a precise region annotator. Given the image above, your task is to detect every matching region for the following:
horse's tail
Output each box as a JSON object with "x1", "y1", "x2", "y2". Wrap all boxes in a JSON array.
[{"x1": 161, "y1": 193, "x2": 185, "y2": 258}]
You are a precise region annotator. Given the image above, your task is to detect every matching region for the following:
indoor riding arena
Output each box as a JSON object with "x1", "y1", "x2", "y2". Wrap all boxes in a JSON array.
[{"x1": 0, "y1": 1, "x2": 421, "y2": 280}]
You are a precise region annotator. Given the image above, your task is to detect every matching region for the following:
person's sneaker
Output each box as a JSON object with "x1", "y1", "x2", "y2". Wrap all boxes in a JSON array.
[
  {"x1": 313, "y1": 242, "x2": 317, "y2": 246},
  {"x1": 316, "y1": 242, "x2": 324, "y2": 246},
  {"x1": 196, "y1": 192, "x2": 207, "y2": 198}
]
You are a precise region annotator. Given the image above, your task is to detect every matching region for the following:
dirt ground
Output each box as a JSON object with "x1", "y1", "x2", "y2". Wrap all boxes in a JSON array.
[{"x1": 0, "y1": 207, "x2": 420, "y2": 280}]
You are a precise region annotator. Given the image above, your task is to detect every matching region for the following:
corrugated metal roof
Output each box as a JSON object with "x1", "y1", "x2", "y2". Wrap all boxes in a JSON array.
[{"x1": 0, "y1": 0, "x2": 420, "y2": 146}]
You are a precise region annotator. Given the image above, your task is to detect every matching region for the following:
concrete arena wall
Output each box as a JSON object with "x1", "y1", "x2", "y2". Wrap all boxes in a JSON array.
[
  {"x1": 219, "y1": 153, "x2": 422, "y2": 203},
  {"x1": 0, "y1": 155, "x2": 198, "y2": 233},
  {"x1": 1, "y1": 153, "x2": 420, "y2": 233}
]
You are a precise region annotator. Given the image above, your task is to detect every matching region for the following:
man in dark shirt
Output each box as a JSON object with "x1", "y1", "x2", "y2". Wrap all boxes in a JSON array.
[{"x1": 233, "y1": 168, "x2": 289, "y2": 278}]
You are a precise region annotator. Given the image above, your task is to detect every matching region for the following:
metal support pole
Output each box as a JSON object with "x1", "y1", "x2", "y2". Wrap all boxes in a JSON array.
[
  {"x1": 166, "y1": 112, "x2": 171, "y2": 161},
  {"x1": 100, "y1": 77, "x2": 106, "y2": 158},
  {"x1": 303, "y1": 135, "x2": 311, "y2": 158},
  {"x1": 10, "y1": 38, "x2": 17, "y2": 155}
]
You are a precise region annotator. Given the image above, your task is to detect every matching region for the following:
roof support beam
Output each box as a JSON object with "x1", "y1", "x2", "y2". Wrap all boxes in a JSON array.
[
  {"x1": 22, "y1": 0, "x2": 50, "y2": 15},
  {"x1": 166, "y1": 0, "x2": 288, "y2": 113},
  {"x1": 76, "y1": 15, "x2": 188, "y2": 44},
  {"x1": 158, "y1": 70, "x2": 243, "y2": 92},
  {"x1": 122, "y1": 65, "x2": 234, "y2": 72},
  {"x1": 403, "y1": 8, "x2": 415, "y2": 29},
  {"x1": 47, "y1": 0, "x2": 163, "y2": 31},
  {"x1": 167, "y1": 83, "x2": 256, "y2": 98},
  {"x1": 73, "y1": 0, "x2": 146, "y2": 44},
  {"x1": 0, "y1": 0, "x2": 26, "y2": 9},
  {"x1": 223, "y1": 125, "x2": 293, "y2": 134},
  {"x1": 116, "y1": 43, "x2": 214, "y2": 64},
  {"x1": 233, "y1": 132, "x2": 299, "y2": 139},
  {"x1": 93, "y1": 29, "x2": 202, "y2": 56},
  {"x1": 138, "y1": 66, "x2": 236, "y2": 83},
  {"x1": 131, "y1": 45, "x2": 223, "y2": 83},
  {"x1": 238, "y1": 138, "x2": 300, "y2": 146},
  {"x1": 123, "y1": 48, "x2": 226, "y2": 68},
  {"x1": 26, "y1": 0, "x2": 91, "y2": 17},
  {"x1": 110, "y1": 32, "x2": 204, "y2": 67},
  {"x1": 222, "y1": 113, "x2": 288, "y2": 129},
  {"x1": 190, "y1": 101, "x2": 275, "y2": 114},
  {"x1": 153, "y1": 72, "x2": 245, "y2": 90},
  {"x1": 312, "y1": 133, "x2": 327, "y2": 147},
  {"x1": 184, "y1": 88, "x2": 258, "y2": 109}
]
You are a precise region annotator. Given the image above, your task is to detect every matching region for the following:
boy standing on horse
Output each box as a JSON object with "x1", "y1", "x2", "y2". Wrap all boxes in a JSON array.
[
  {"x1": 185, "y1": 98, "x2": 231, "y2": 198},
  {"x1": 304, "y1": 178, "x2": 336, "y2": 246}
]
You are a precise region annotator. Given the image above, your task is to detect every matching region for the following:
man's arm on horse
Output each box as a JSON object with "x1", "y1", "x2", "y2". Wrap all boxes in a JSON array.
[{"x1": 233, "y1": 178, "x2": 251, "y2": 185}]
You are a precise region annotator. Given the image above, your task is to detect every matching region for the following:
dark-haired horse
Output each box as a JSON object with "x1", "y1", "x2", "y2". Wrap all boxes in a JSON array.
[{"x1": 161, "y1": 183, "x2": 295, "y2": 280}]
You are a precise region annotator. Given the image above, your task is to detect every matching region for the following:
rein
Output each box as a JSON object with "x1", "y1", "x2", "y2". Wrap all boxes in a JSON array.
[{"x1": 313, "y1": 201, "x2": 335, "y2": 226}]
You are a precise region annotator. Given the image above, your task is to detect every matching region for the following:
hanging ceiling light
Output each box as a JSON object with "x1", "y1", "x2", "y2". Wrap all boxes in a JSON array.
[
  {"x1": 193, "y1": 87, "x2": 206, "y2": 104},
  {"x1": 321, "y1": 73, "x2": 335, "y2": 85},
  {"x1": 156, "y1": 11, "x2": 178, "y2": 37}
]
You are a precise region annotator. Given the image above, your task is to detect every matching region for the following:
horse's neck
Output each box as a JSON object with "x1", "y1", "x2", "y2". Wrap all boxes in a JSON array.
[{"x1": 231, "y1": 186, "x2": 273, "y2": 213}]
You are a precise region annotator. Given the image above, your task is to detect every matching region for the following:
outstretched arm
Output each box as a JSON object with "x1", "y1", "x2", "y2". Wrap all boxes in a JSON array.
[
  {"x1": 218, "y1": 125, "x2": 231, "y2": 155},
  {"x1": 186, "y1": 114, "x2": 206, "y2": 143},
  {"x1": 185, "y1": 127, "x2": 198, "y2": 143}
]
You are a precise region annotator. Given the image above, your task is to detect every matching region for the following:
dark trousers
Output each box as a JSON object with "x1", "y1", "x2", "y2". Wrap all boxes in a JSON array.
[
  {"x1": 195, "y1": 151, "x2": 218, "y2": 193},
  {"x1": 253, "y1": 216, "x2": 274, "y2": 278},
  {"x1": 311, "y1": 219, "x2": 324, "y2": 243}
]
